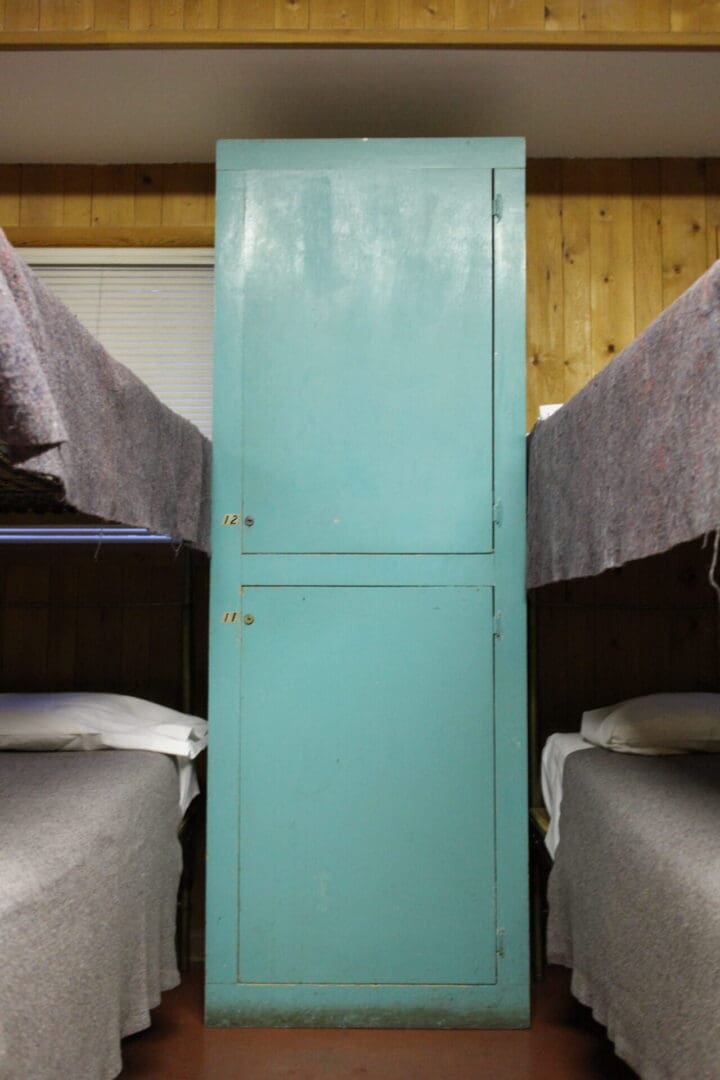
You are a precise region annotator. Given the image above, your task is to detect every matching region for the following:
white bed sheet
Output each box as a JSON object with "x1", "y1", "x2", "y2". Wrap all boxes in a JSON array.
[{"x1": 541, "y1": 733, "x2": 592, "y2": 858}]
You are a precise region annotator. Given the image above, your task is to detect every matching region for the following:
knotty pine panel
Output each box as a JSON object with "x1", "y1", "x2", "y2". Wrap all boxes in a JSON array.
[
  {"x1": 526, "y1": 156, "x2": 720, "y2": 428},
  {"x1": 1, "y1": 163, "x2": 215, "y2": 246},
  {"x1": 0, "y1": 0, "x2": 719, "y2": 38}
]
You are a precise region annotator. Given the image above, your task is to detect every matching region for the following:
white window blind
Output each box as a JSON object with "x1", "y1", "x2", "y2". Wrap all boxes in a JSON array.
[{"x1": 28, "y1": 252, "x2": 214, "y2": 439}]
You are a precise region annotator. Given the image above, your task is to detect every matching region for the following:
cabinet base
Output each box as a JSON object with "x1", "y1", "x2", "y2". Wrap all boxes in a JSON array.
[{"x1": 205, "y1": 982, "x2": 530, "y2": 1030}]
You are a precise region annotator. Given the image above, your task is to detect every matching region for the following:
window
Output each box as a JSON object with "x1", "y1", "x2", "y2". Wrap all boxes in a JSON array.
[{"x1": 27, "y1": 248, "x2": 214, "y2": 439}]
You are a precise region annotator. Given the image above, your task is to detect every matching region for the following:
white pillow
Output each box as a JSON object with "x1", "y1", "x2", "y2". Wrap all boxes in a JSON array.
[
  {"x1": 581, "y1": 693, "x2": 720, "y2": 755},
  {"x1": 0, "y1": 692, "x2": 207, "y2": 758}
]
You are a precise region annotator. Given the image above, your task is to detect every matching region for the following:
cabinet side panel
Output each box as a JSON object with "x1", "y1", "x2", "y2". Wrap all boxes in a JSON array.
[{"x1": 493, "y1": 166, "x2": 529, "y2": 1022}]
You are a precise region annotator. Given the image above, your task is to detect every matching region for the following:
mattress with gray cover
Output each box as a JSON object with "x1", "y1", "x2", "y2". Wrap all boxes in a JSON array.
[
  {"x1": 0, "y1": 750, "x2": 181, "y2": 1080},
  {"x1": 548, "y1": 748, "x2": 720, "y2": 1080}
]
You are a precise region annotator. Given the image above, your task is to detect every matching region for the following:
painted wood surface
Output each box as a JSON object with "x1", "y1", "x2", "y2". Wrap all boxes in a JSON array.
[
  {"x1": 207, "y1": 138, "x2": 528, "y2": 1027},
  {"x1": 237, "y1": 586, "x2": 497, "y2": 986},
  {"x1": 236, "y1": 165, "x2": 494, "y2": 554},
  {"x1": 4, "y1": 157, "x2": 718, "y2": 429},
  {"x1": 2, "y1": 0, "x2": 720, "y2": 43}
]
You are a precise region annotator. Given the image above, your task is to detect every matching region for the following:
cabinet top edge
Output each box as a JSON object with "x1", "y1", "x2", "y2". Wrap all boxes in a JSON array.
[{"x1": 216, "y1": 138, "x2": 525, "y2": 172}]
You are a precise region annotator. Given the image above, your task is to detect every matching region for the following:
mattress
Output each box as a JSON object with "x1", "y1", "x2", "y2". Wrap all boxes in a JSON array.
[
  {"x1": 540, "y1": 732, "x2": 591, "y2": 858},
  {"x1": 548, "y1": 749, "x2": 720, "y2": 1080},
  {"x1": 0, "y1": 751, "x2": 182, "y2": 1080},
  {"x1": 0, "y1": 229, "x2": 211, "y2": 549},
  {"x1": 527, "y1": 259, "x2": 720, "y2": 586}
]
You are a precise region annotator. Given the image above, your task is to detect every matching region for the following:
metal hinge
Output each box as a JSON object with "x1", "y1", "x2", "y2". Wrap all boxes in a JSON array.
[
  {"x1": 493, "y1": 500, "x2": 503, "y2": 527},
  {"x1": 496, "y1": 927, "x2": 505, "y2": 959},
  {"x1": 492, "y1": 194, "x2": 503, "y2": 221},
  {"x1": 493, "y1": 612, "x2": 503, "y2": 639}
]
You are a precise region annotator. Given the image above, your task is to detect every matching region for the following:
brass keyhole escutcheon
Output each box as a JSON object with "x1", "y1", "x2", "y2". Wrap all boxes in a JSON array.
[{"x1": 244, "y1": 614, "x2": 254, "y2": 625}]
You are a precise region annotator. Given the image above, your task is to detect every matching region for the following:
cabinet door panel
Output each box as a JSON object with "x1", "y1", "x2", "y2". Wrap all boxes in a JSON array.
[
  {"x1": 238, "y1": 168, "x2": 494, "y2": 554},
  {"x1": 237, "y1": 586, "x2": 496, "y2": 986}
]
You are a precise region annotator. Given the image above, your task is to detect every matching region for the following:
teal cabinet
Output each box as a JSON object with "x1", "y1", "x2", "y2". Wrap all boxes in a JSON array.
[{"x1": 207, "y1": 138, "x2": 528, "y2": 1028}]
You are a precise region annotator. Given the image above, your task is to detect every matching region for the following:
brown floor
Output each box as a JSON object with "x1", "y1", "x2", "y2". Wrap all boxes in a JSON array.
[{"x1": 119, "y1": 966, "x2": 637, "y2": 1080}]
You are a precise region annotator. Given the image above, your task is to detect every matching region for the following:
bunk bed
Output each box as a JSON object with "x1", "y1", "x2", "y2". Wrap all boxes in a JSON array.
[
  {"x1": 0, "y1": 231, "x2": 212, "y2": 1079},
  {"x1": 0, "y1": 227, "x2": 211, "y2": 548},
  {"x1": 527, "y1": 260, "x2": 720, "y2": 1080}
]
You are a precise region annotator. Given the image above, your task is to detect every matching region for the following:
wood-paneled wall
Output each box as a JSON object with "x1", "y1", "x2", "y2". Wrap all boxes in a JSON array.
[
  {"x1": 2, "y1": 0, "x2": 720, "y2": 44},
  {"x1": 530, "y1": 539, "x2": 720, "y2": 801},
  {"x1": 527, "y1": 157, "x2": 720, "y2": 427},
  {"x1": 0, "y1": 163, "x2": 214, "y2": 247},
  {"x1": 4, "y1": 157, "x2": 720, "y2": 429},
  {"x1": 0, "y1": 541, "x2": 209, "y2": 715}
]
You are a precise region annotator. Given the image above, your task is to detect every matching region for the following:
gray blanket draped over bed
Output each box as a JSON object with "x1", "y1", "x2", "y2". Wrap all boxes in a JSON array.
[
  {"x1": 548, "y1": 749, "x2": 720, "y2": 1080},
  {"x1": 527, "y1": 260, "x2": 720, "y2": 588},
  {"x1": 0, "y1": 751, "x2": 181, "y2": 1080},
  {"x1": 0, "y1": 229, "x2": 211, "y2": 550}
]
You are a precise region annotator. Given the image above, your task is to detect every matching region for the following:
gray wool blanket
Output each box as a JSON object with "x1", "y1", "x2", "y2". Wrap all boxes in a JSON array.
[
  {"x1": 0, "y1": 751, "x2": 182, "y2": 1080},
  {"x1": 548, "y1": 749, "x2": 720, "y2": 1080},
  {"x1": 528, "y1": 260, "x2": 720, "y2": 587},
  {"x1": 0, "y1": 229, "x2": 211, "y2": 550}
]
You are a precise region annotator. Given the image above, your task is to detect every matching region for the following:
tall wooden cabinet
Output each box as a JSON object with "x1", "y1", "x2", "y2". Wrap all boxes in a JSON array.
[{"x1": 206, "y1": 138, "x2": 528, "y2": 1028}]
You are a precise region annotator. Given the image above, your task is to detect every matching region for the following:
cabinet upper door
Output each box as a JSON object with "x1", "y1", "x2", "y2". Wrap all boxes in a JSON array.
[{"x1": 223, "y1": 166, "x2": 494, "y2": 554}]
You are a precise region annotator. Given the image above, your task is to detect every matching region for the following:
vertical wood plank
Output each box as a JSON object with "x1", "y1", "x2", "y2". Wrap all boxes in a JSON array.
[
  {"x1": 274, "y1": 0, "x2": 309, "y2": 27},
  {"x1": 184, "y1": 0, "x2": 218, "y2": 25},
  {"x1": 121, "y1": 551, "x2": 153, "y2": 701},
  {"x1": 39, "y1": 0, "x2": 93, "y2": 27},
  {"x1": 526, "y1": 160, "x2": 564, "y2": 428},
  {"x1": 660, "y1": 157, "x2": 708, "y2": 306},
  {"x1": 149, "y1": 0, "x2": 184, "y2": 25},
  {"x1": 398, "y1": 0, "x2": 454, "y2": 27},
  {"x1": 560, "y1": 159, "x2": 593, "y2": 401},
  {"x1": 46, "y1": 546, "x2": 80, "y2": 689},
  {"x1": 671, "y1": 0, "x2": 720, "y2": 31},
  {"x1": 74, "y1": 550, "x2": 126, "y2": 694},
  {"x1": 91, "y1": 164, "x2": 136, "y2": 226},
  {"x1": 588, "y1": 159, "x2": 635, "y2": 376},
  {"x1": 0, "y1": 164, "x2": 21, "y2": 228},
  {"x1": 706, "y1": 159, "x2": 720, "y2": 263},
  {"x1": 309, "y1": 0, "x2": 365, "y2": 26},
  {"x1": 636, "y1": 0, "x2": 671, "y2": 27},
  {"x1": 489, "y1": 0, "x2": 545, "y2": 28},
  {"x1": 2, "y1": 555, "x2": 51, "y2": 691},
  {"x1": 453, "y1": 0, "x2": 489, "y2": 27},
  {"x1": 582, "y1": 0, "x2": 670, "y2": 29},
  {"x1": 20, "y1": 165, "x2": 65, "y2": 227},
  {"x1": 162, "y1": 163, "x2": 212, "y2": 225},
  {"x1": 544, "y1": 0, "x2": 579, "y2": 29},
  {"x1": 145, "y1": 554, "x2": 186, "y2": 710},
  {"x1": 205, "y1": 176, "x2": 216, "y2": 226},
  {"x1": 63, "y1": 164, "x2": 93, "y2": 227},
  {"x1": 631, "y1": 158, "x2": 663, "y2": 335},
  {"x1": 3, "y1": 0, "x2": 40, "y2": 28},
  {"x1": 562, "y1": 603, "x2": 598, "y2": 721},
  {"x1": 534, "y1": 598, "x2": 570, "y2": 744},
  {"x1": 128, "y1": 0, "x2": 152, "y2": 27},
  {"x1": 94, "y1": 0, "x2": 130, "y2": 27},
  {"x1": 134, "y1": 163, "x2": 164, "y2": 225},
  {"x1": 219, "y1": 0, "x2": 276, "y2": 25}
]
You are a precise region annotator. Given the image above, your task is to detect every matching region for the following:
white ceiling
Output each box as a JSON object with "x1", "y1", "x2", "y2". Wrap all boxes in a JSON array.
[{"x1": 1, "y1": 48, "x2": 719, "y2": 162}]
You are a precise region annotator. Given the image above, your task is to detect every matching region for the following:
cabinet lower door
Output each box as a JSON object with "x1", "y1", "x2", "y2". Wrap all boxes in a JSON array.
[{"x1": 237, "y1": 586, "x2": 497, "y2": 989}]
